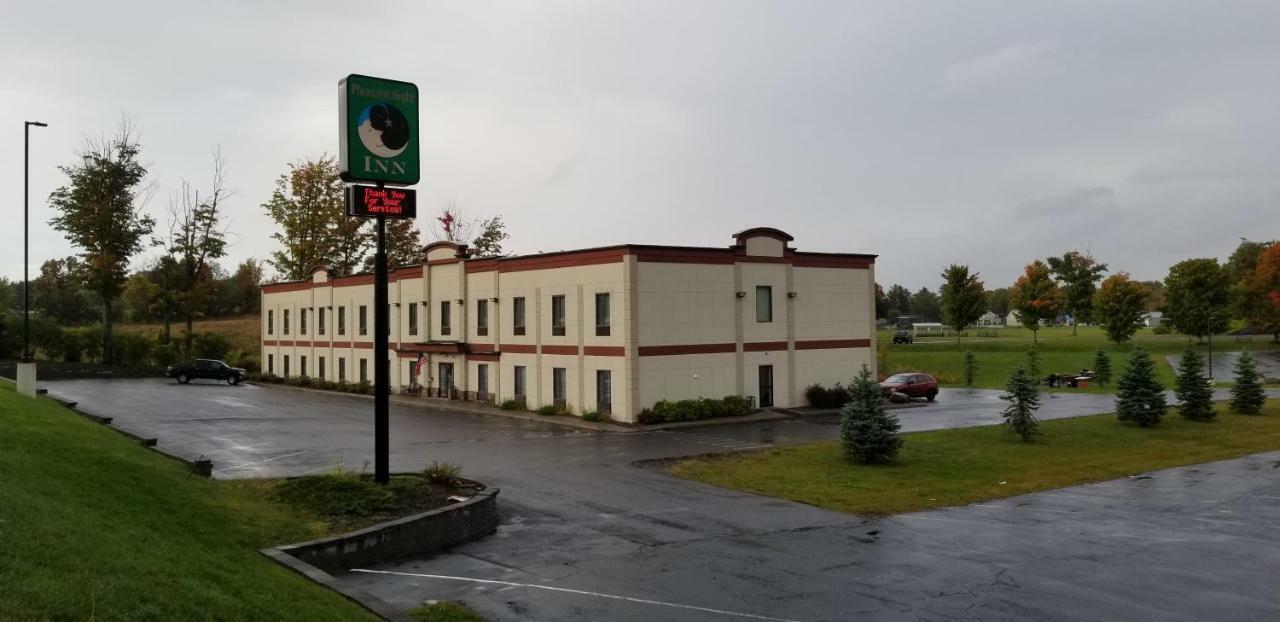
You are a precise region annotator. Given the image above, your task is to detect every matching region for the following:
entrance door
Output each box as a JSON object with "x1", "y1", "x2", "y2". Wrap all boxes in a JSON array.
[
  {"x1": 758, "y1": 365, "x2": 774, "y2": 408},
  {"x1": 438, "y1": 362, "x2": 455, "y2": 399}
]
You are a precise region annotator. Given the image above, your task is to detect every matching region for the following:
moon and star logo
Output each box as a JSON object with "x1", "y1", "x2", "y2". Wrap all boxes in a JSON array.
[{"x1": 356, "y1": 103, "x2": 410, "y2": 158}]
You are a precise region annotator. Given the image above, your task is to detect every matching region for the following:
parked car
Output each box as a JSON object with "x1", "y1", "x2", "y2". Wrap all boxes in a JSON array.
[
  {"x1": 166, "y1": 359, "x2": 245, "y2": 385},
  {"x1": 879, "y1": 372, "x2": 939, "y2": 401},
  {"x1": 892, "y1": 329, "x2": 914, "y2": 344}
]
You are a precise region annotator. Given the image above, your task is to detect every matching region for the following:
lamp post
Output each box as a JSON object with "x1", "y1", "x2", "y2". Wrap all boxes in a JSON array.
[{"x1": 20, "y1": 121, "x2": 47, "y2": 397}]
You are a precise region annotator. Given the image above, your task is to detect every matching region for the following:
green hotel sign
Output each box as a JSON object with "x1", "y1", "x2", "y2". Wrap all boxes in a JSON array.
[{"x1": 339, "y1": 74, "x2": 420, "y2": 186}]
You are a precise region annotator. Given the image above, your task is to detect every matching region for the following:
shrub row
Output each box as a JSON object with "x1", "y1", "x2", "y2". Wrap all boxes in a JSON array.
[
  {"x1": 251, "y1": 372, "x2": 374, "y2": 395},
  {"x1": 804, "y1": 383, "x2": 852, "y2": 408},
  {"x1": 637, "y1": 395, "x2": 754, "y2": 425}
]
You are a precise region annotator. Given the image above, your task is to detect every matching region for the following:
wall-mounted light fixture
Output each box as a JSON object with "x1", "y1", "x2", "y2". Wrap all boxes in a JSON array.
[
  {"x1": 455, "y1": 299, "x2": 465, "y2": 305},
  {"x1": 490, "y1": 297, "x2": 499, "y2": 303},
  {"x1": 787, "y1": 292, "x2": 798, "y2": 299},
  {"x1": 735, "y1": 291, "x2": 746, "y2": 298}
]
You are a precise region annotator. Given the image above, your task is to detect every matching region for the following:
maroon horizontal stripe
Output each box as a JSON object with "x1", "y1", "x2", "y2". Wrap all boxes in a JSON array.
[
  {"x1": 795, "y1": 338, "x2": 871, "y2": 350},
  {"x1": 540, "y1": 345, "x2": 579, "y2": 355},
  {"x1": 583, "y1": 346, "x2": 625, "y2": 357},
  {"x1": 743, "y1": 341, "x2": 787, "y2": 352},
  {"x1": 500, "y1": 343, "x2": 538, "y2": 354},
  {"x1": 638, "y1": 343, "x2": 736, "y2": 356}
]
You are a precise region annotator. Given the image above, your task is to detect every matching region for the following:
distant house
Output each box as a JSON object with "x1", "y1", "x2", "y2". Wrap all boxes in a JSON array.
[
  {"x1": 1006, "y1": 311, "x2": 1021, "y2": 326},
  {"x1": 1143, "y1": 311, "x2": 1164, "y2": 327},
  {"x1": 976, "y1": 311, "x2": 1002, "y2": 327},
  {"x1": 912, "y1": 322, "x2": 945, "y2": 337}
]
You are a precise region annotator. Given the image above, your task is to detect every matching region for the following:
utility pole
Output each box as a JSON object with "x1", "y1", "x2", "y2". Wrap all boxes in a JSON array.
[{"x1": 19, "y1": 121, "x2": 48, "y2": 398}]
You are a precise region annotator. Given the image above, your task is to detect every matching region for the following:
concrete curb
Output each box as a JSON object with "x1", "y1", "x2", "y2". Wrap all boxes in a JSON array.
[{"x1": 259, "y1": 548, "x2": 412, "y2": 622}]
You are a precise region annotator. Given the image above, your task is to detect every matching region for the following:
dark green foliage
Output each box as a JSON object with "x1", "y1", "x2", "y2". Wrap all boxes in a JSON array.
[
  {"x1": 499, "y1": 397, "x2": 527, "y2": 411},
  {"x1": 1046, "y1": 251, "x2": 1108, "y2": 334},
  {"x1": 1230, "y1": 350, "x2": 1267, "y2": 415},
  {"x1": 1174, "y1": 348, "x2": 1216, "y2": 421},
  {"x1": 581, "y1": 410, "x2": 607, "y2": 422},
  {"x1": 409, "y1": 602, "x2": 486, "y2": 622},
  {"x1": 1093, "y1": 349, "x2": 1113, "y2": 387},
  {"x1": 1164, "y1": 258, "x2": 1231, "y2": 339},
  {"x1": 963, "y1": 351, "x2": 977, "y2": 387},
  {"x1": 536, "y1": 404, "x2": 567, "y2": 416},
  {"x1": 422, "y1": 461, "x2": 461, "y2": 485},
  {"x1": 1116, "y1": 346, "x2": 1166, "y2": 427},
  {"x1": 637, "y1": 396, "x2": 754, "y2": 424},
  {"x1": 1024, "y1": 344, "x2": 1043, "y2": 380},
  {"x1": 840, "y1": 365, "x2": 903, "y2": 463},
  {"x1": 940, "y1": 264, "x2": 986, "y2": 337},
  {"x1": 111, "y1": 332, "x2": 154, "y2": 368},
  {"x1": 191, "y1": 332, "x2": 233, "y2": 361},
  {"x1": 804, "y1": 383, "x2": 851, "y2": 408},
  {"x1": 1000, "y1": 365, "x2": 1041, "y2": 441}
]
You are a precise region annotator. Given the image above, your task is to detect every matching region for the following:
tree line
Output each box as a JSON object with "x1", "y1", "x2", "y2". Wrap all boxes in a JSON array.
[{"x1": 878, "y1": 238, "x2": 1280, "y2": 344}]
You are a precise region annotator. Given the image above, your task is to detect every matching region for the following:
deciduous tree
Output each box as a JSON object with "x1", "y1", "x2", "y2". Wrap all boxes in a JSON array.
[
  {"x1": 159, "y1": 150, "x2": 231, "y2": 346},
  {"x1": 939, "y1": 264, "x2": 985, "y2": 340},
  {"x1": 47, "y1": 119, "x2": 156, "y2": 363},
  {"x1": 1244, "y1": 242, "x2": 1280, "y2": 341},
  {"x1": 1092, "y1": 273, "x2": 1149, "y2": 344},
  {"x1": 1009, "y1": 260, "x2": 1064, "y2": 343},
  {"x1": 1047, "y1": 251, "x2": 1107, "y2": 335},
  {"x1": 886, "y1": 284, "x2": 912, "y2": 319},
  {"x1": 264, "y1": 156, "x2": 370, "y2": 280},
  {"x1": 1164, "y1": 258, "x2": 1230, "y2": 340},
  {"x1": 910, "y1": 287, "x2": 941, "y2": 322}
]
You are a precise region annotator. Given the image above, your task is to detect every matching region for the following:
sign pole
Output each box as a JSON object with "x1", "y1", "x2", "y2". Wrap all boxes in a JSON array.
[{"x1": 374, "y1": 205, "x2": 390, "y2": 484}]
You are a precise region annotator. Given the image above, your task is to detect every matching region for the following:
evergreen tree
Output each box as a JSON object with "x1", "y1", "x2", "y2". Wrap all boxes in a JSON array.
[
  {"x1": 1174, "y1": 348, "x2": 1216, "y2": 421},
  {"x1": 963, "y1": 351, "x2": 977, "y2": 387},
  {"x1": 1000, "y1": 365, "x2": 1041, "y2": 441},
  {"x1": 1116, "y1": 346, "x2": 1166, "y2": 427},
  {"x1": 840, "y1": 365, "x2": 903, "y2": 464},
  {"x1": 1025, "y1": 344, "x2": 1043, "y2": 380},
  {"x1": 1229, "y1": 350, "x2": 1267, "y2": 415},
  {"x1": 1092, "y1": 349, "x2": 1112, "y2": 388}
]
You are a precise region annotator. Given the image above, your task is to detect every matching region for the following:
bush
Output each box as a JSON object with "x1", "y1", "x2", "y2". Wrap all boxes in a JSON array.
[
  {"x1": 536, "y1": 404, "x2": 569, "y2": 416},
  {"x1": 149, "y1": 340, "x2": 184, "y2": 369},
  {"x1": 31, "y1": 317, "x2": 66, "y2": 361},
  {"x1": 582, "y1": 410, "x2": 607, "y2": 422},
  {"x1": 423, "y1": 461, "x2": 461, "y2": 485},
  {"x1": 638, "y1": 396, "x2": 754, "y2": 424},
  {"x1": 112, "y1": 332, "x2": 154, "y2": 368},
  {"x1": 840, "y1": 365, "x2": 903, "y2": 463},
  {"x1": 191, "y1": 332, "x2": 233, "y2": 361},
  {"x1": 499, "y1": 397, "x2": 527, "y2": 411},
  {"x1": 963, "y1": 351, "x2": 977, "y2": 387},
  {"x1": 804, "y1": 383, "x2": 851, "y2": 408}
]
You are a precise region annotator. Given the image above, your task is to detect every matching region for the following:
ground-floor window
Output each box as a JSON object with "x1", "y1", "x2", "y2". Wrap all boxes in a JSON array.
[
  {"x1": 596, "y1": 370, "x2": 612, "y2": 413},
  {"x1": 284, "y1": 355, "x2": 290, "y2": 377},
  {"x1": 338, "y1": 358, "x2": 346, "y2": 383},
  {"x1": 513, "y1": 365, "x2": 526, "y2": 398},
  {"x1": 300, "y1": 356, "x2": 307, "y2": 377},
  {"x1": 268, "y1": 354, "x2": 274, "y2": 375},
  {"x1": 318, "y1": 356, "x2": 326, "y2": 379},
  {"x1": 477, "y1": 364, "x2": 489, "y2": 397},
  {"x1": 553, "y1": 367, "x2": 567, "y2": 406},
  {"x1": 360, "y1": 359, "x2": 368, "y2": 383}
]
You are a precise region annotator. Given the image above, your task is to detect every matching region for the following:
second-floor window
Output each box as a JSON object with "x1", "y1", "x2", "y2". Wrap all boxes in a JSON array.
[
  {"x1": 300, "y1": 308, "x2": 307, "y2": 335},
  {"x1": 408, "y1": 302, "x2": 418, "y2": 336},
  {"x1": 756, "y1": 286, "x2": 773, "y2": 323},
  {"x1": 513, "y1": 297, "x2": 526, "y2": 336},
  {"x1": 283, "y1": 309, "x2": 290, "y2": 335},
  {"x1": 359, "y1": 305, "x2": 368, "y2": 335},
  {"x1": 338, "y1": 306, "x2": 346, "y2": 335},
  {"x1": 551, "y1": 295, "x2": 566, "y2": 337},
  {"x1": 267, "y1": 310, "x2": 274, "y2": 335},
  {"x1": 476, "y1": 299, "x2": 489, "y2": 336},
  {"x1": 318, "y1": 307, "x2": 326, "y2": 335},
  {"x1": 595, "y1": 293, "x2": 610, "y2": 337},
  {"x1": 440, "y1": 301, "x2": 451, "y2": 336}
]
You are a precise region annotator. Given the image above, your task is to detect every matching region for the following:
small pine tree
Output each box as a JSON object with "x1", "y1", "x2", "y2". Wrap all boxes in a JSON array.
[
  {"x1": 1025, "y1": 344, "x2": 1043, "y2": 380},
  {"x1": 963, "y1": 351, "x2": 977, "y2": 387},
  {"x1": 1092, "y1": 349, "x2": 1113, "y2": 388},
  {"x1": 840, "y1": 364, "x2": 903, "y2": 464},
  {"x1": 1174, "y1": 347, "x2": 1215, "y2": 421},
  {"x1": 1115, "y1": 346, "x2": 1166, "y2": 427},
  {"x1": 1000, "y1": 365, "x2": 1041, "y2": 441},
  {"x1": 1230, "y1": 350, "x2": 1267, "y2": 415}
]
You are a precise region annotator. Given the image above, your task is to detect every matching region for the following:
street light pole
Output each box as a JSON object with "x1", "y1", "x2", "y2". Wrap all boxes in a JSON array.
[{"x1": 23, "y1": 121, "x2": 48, "y2": 362}]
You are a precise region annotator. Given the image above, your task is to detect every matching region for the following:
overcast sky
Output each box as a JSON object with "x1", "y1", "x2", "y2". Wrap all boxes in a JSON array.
[{"x1": 2, "y1": 1, "x2": 1277, "y2": 291}]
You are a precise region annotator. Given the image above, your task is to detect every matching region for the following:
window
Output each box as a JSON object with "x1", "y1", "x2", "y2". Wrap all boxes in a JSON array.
[
  {"x1": 595, "y1": 293, "x2": 610, "y2": 337},
  {"x1": 596, "y1": 370, "x2": 612, "y2": 413},
  {"x1": 359, "y1": 305, "x2": 368, "y2": 335},
  {"x1": 338, "y1": 358, "x2": 346, "y2": 383},
  {"x1": 267, "y1": 310, "x2": 274, "y2": 335},
  {"x1": 408, "y1": 303, "x2": 418, "y2": 336},
  {"x1": 513, "y1": 297, "x2": 526, "y2": 335},
  {"x1": 553, "y1": 368, "x2": 567, "y2": 405},
  {"x1": 319, "y1": 356, "x2": 326, "y2": 379},
  {"x1": 387, "y1": 304, "x2": 392, "y2": 335},
  {"x1": 756, "y1": 286, "x2": 773, "y2": 323},
  {"x1": 300, "y1": 308, "x2": 307, "y2": 335},
  {"x1": 318, "y1": 308, "x2": 326, "y2": 335},
  {"x1": 359, "y1": 358, "x2": 368, "y2": 383},
  {"x1": 440, "y1": 301, "x2": 451, "y2": 336},
  {"x1": 283, "y1": 309, "x2": 290, "y2": 335},
  {"x1": 338, "y1": 306, "x2": 346, "y2": 335},
  {"x1": 268, "y1": 354, "x2": 274, "y2": 374},
  {"x1": 513, "y1": 365, "x2": 526, "y2": 397},
  {"x1": 477, "y1": 364, "x2": 489, "y2": 397},
  {"x1": 476, "y1": 299, "x2": 489, "y2": 336},
  {"x1": 284, "y1": 355, "x2": 290, "y2": 377},
  {"x1": 300, "y1": 355, "x2": 307, "y2": 377},
  {"x1": 551, "y1": 295, "x2": 566, "y2": 336}
]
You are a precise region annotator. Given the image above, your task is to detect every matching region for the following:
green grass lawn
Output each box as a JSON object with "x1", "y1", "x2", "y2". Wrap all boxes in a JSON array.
[
  {"x1": 0, "y1": 382, "x2": 375, "y2": 621},
  {"x1": 668, "y1": 400, "x2": 1280, "y2": 516},
  {"x1": 880, "y1": 325, "x2": 1279, "y2": 391}
]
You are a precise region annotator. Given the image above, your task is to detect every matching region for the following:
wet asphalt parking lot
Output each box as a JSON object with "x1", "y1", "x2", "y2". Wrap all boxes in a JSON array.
[{"x1": 44, "y1": 378, "x2": 1280, "y2": 621}]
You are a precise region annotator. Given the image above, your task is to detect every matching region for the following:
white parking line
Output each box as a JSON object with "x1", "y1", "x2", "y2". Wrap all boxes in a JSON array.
[{"x1": 350, "y1": 568, "x2": 803, "y2": 622}]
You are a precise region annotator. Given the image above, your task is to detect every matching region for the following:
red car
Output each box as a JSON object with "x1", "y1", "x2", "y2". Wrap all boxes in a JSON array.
[{"x1": 880, "y1": 372, "x2": 939, "y2": 401}]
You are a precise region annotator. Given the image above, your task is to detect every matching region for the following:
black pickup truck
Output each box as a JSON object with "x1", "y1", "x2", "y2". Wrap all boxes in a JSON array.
[{"x1": 166, "y1": 359, "x2": 246, "y2": 385}]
